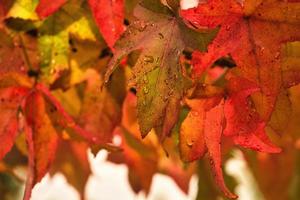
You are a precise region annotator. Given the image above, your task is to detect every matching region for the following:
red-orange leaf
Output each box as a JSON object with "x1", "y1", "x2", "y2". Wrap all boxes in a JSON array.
[
  {"x1": 24, "y1": 91, "x2": 59, "y2": 183},
  {"x1": 224, "y1": 77, "x2": 281, "y2": 153},
  {"x1": 35, "y1": 0, "x2": 67, "y2": 19},
  {"x1": 180, "y1": 97, "x2": 237, "y2": 199},
  {"x1": 88, "y1": 0, "x2": 125, "y2": 49},
  {"x1": 0, "y1": 87, "x2": 28, "y2": 160},
  {"x1": 181, "y1": 0, "x2": 300, "y2": 121},
  {"x1": 204, "y1": 99, "x2": 237, "y2": 199}
]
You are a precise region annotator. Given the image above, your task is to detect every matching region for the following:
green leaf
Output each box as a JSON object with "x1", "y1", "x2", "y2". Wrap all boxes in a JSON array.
[{"x1": 105, "y1": 2, "x2": 214, "y2": 140}]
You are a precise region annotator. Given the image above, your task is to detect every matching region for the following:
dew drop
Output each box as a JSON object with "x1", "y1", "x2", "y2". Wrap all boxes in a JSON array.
[
  {"x1": 92, "y1": 137, "x2": 97, "y2": 143},
  {"x1": 186, "y1": 139, "x2": 194, "y2": 147},
  {"x1": 143, "y1": 87, "x2": 149, "y2": 94},
  {"x1": 158, "y1": 33, "x2": 164, "y2": 39},
  {"x1": 163, "y1": 96, "x2": 168, "y2": 102},
  {"x1": 142, "y1": 76, "x2": 148, "y2": 83},
  {"x1": 144, "y1": 55, "x2": 154, "y2": 63},
  {"x1": 192, "y1": 111, "x2": 199, "y2": 116}
]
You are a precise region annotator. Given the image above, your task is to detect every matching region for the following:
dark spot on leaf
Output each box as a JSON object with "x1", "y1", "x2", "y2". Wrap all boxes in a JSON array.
[
  {"x1": 27, "y1": 69, "x2": 39, "y2": 78},
  {"x1": 214, "y1": 56, "x2": 236, "y2": 68},
  {"x1": 99, "y1": 47, "x2": 113, "y2": 58},
  {"x1": 124, "y1": 19, "x2": 130, "y2": 26},
  {"x1": 183, "y1": 50, "x2": 192, "y2": 60},
  {"x1": 130, "y1": 87, "x2": 137, "y2": 95}
]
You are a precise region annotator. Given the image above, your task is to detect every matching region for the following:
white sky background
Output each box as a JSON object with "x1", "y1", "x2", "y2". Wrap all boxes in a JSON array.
[{"x1": 26, "y1": 1, "x2": 262, "y2": 200}]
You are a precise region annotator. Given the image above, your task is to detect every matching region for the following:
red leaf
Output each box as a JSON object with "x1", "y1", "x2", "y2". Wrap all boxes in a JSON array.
[
  {"x1": 181, "y1": 0, "x2": 300, "y2": 121},
  {"x1": 204, "y1": 99, "x2": 237, "y2": 199},
  {"x1": 36, "y1": 84, "x2": 99, "y2": 144},
  {"x1": 24, "y1": 91, "x2": 59, "y2": 182},
  {"x1": 179, "y1": 100, "x2": 207, "y2": 162},
  {"x1": 35, "y1": 0, "x2": 67, "y2": 19},
  {"x1": 180, "y1": 97, "x2": 237, "y2": 199},
  {"x1": 23, "y1": 91, "x2": 59, "y2": 200},
  {"x1": 88, "y1": 0, "x2": 125, "y2": 49},
  {"x1": 0, "y1": 87, "x2": 28, "y2": 160},
  {"x1": 224, "y1": 77, "x2": 281, "y2": 153}
]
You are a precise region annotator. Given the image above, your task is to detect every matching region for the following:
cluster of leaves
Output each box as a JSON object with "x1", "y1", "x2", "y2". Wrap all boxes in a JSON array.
[{"x1": 0, "y1": 0, "x2": 300, "y2": 200}]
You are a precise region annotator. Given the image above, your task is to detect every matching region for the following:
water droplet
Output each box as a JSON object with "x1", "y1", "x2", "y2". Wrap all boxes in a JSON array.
[
  {"x1": 142, "y1": 100, "x2": 146, "y2": 106},
  {"x1": 164, "y1": 79, "x2": 169, "y2": 85},
  {"x1": 144, "y1": 55, "x2": 154, "y2": 63},
  {"x1": 142, "y1": 76, "x2": 148, "y2": 83},
  {"x1": 155, "y1": 57, "x2": 160, "y2": 64},
  {"x1": 275, "y1": 52, "x2": 280, "y2": 59},
  {"x1": 138, "y1": 22, "x2": 147, "y2": 32},
  {"x1": 158, "y1": 33, "x2": 164, "y2": 39},
  {"x1": 143, "y1": 87, "x2": 149, "y2": 94},
  {"x1": 92, "y1": 137, "x2": 97, "y2": 143},
  {"x1": 163, "y1": 96, "x2": 168, "y2": 102},
  {"x1": 192, "y1": 111, "x2": 199, "y2": 116},
  {"x1": 186, "y1": 139, "x2": 194, "y2": 147}
]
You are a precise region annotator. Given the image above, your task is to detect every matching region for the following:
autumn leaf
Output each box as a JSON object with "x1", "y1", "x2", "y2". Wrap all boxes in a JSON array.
[
  {"x1": 181, "y1": 0, "x2": 300, "y2": 121},
  {"x1": 50, "y1": 140, "x2": 91, "y2": 200},
  {"x1": 78, "y1": 69, "x2": 123, "y2": 144},
  {"x1": 180, "y1": 97, "x2": 238, "y2": 199},
  {"x1": 109, "y1": 92, "x2": 196, "y2": 194},
  {"x1": 0, "y1": 87, "x2": 28, "y2": 161},
  {"x1": 105, "y1": 0, "x2": 214, "y2": 140},
  {"x1": 88, "y1": 0, "x2": 125, "y2": 49},
  {"x1": 0, "y1": 31, "x2": 26, "y2": 75},
  {"x1": 224, "y1": 76, "x2": 281, "y2": 153},
  {"x1": 23, "y1": 90, "x2": 59, "y2": 200},
  {"x1": 35, "y1": 0, "x2": 67, "y2": 19}
]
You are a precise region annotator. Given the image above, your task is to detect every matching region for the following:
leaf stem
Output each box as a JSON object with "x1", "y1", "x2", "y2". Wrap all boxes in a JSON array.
[{"x1": 18, "y1": 35, "x2": 34, "y2": 71}]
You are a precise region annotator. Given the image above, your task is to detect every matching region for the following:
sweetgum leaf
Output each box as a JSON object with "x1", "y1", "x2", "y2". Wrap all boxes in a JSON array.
[
  {"x1": 38, "y1": 13, "x2": 70, "y2": 83},
  {"x1": 180, "y1": 97, "x2": 237, "y2": 199},
  {"x1": 0, "y1": 87, "x2": 28, "y2": 161},
  {"x1": 88, "y1": 0, "x2": 125, "y2": 49},
  {"x1": 181, "y1": 0, "x2": 300, "y2": 121},
  {"x1": 24, "y1": 91, "x2": 59, "y2": 185},
  {"x1": 224, "y1": 76, "x2": 281, "y2": 153},
  {"x1": 105, "y1": 1, "x2": 214, "y2": 140},
  {"x1": 37, "y1": 1, "x2": 98, "y2": 83}
]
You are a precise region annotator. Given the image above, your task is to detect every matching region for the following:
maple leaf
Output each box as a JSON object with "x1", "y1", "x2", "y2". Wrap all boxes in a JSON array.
[
  {"x1": 180, "y1": 97, "x2": 238, "y2": 199},
  {"x1": 0, "y1": 72, "x2": 100, "y2": 200},
  {"x1": 224, "y1": 76, "x2": 281, "y2": 153},
  {"x1": 88, "y1": 0, "x2": 125, "y2": 49},
  {"x1": 105, "y1": 0, "x2": 214, "y2": 140},
  {"x1": 181, "y1": 0, "x2": 300, "y2": 121},
  {"x1": 180, "y1": 75, "x2": 283, "y2": 198},
  {"x1": 23, "y1": 90, "x2": 59, "y2": 200}
]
